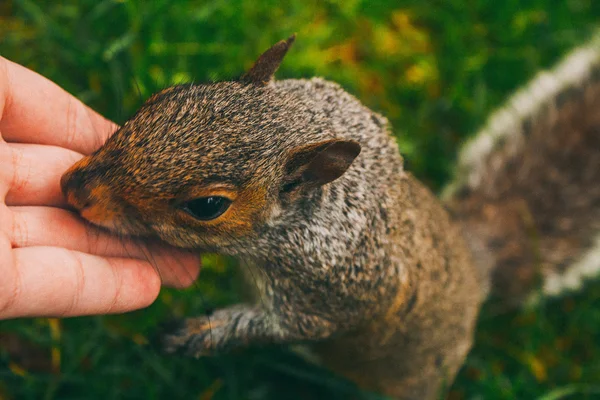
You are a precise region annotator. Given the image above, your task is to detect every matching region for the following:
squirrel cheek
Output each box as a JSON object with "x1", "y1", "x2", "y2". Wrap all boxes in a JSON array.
[
  {"x1": 215, "y1": 186, "x2": 270, "y2": 237},
  {"x1": 80, "y1": 208, "x2": 120, "y2": 231},
  {"x1": 76, "y1": 186, "x2": 128, "y2": 231}
]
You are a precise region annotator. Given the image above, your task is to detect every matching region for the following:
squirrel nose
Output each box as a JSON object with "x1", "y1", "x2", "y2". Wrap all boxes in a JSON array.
[{"x1": 61, "y1": 167, "x2": 92, "y2": 210}]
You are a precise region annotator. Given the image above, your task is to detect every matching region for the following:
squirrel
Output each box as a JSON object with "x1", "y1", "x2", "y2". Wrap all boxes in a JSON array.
[{"x1": 60, "y1": 31, "x2": 600, "y2": 399}]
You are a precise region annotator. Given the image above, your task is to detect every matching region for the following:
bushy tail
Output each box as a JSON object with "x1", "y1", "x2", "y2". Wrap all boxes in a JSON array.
[{"x1": 444, "y1": 29, "x2": 600, "y2": 305}]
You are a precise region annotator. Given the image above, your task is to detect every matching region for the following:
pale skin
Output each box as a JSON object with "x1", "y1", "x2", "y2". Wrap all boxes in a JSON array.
[{"x1": 0, "y1": 57, "x2": 200, "y2": 319}]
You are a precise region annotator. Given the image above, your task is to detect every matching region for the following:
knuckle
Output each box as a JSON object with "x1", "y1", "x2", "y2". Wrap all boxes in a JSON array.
[
  {"x1": 9, "y1": 146, "x2": 29, "y2": 195},
  {"x1": 0, "y1": 204, "x2": 11, "y2": 234},
  {"x1": 0, "y1": 230, "x2": 10, "y2": 251},
  {"x1": 0, "y1": 234, "x2": 20, "y2": 318},
  {"x1": 57, "y1": 250, "x2": 86, "y2": 317},
  {"x1": 0, "y1": 278, "x2": 20, "y2": 318},
  {"x1": 10, "y1": 208, "x2": 28, "y2": 247},
  {"x1": 0, "y1": 145, "x2": 12, "y2": 188}
]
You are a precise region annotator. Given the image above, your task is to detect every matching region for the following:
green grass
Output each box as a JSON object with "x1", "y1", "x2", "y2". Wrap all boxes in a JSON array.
[{"x1": 1, "y1": 1, "x2": 600, "y2": 399}]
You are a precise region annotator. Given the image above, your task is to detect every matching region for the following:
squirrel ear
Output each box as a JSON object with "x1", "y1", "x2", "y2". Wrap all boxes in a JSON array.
[
  {"x1": 241, "y1": 34, "x2": 296, "y2": 85},
  {"x1": 282, "y1": 139, "x2": 361, "y2": 193}
]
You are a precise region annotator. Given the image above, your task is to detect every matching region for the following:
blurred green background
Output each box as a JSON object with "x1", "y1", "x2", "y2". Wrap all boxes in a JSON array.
[{"x1": 1, "y1": 0, "x2": 600, "y2": 399}]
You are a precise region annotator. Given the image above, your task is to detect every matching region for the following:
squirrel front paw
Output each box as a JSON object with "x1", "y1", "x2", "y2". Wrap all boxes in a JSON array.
[
  {"x1": 157, "y1": 305, "x2": 279, "y2": 358},
  {"x1": 159, "y1": 315, "x2": 225, "y2": 358}
]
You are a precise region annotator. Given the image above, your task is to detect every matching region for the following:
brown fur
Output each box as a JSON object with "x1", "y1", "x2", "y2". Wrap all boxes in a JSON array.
[{"x1": 60, "y1": 32, "x2": 600, "y2": 399}]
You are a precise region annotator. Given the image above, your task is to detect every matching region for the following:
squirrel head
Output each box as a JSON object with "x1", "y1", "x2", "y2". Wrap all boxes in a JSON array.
[{"x1": 61, "y1": 35, "x2": 361, "y2": 251}]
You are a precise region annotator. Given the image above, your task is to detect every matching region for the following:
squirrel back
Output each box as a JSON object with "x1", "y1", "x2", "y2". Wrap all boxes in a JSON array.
[{"x1": 445, "y1": 29, "x2": 600, "y2": 305}]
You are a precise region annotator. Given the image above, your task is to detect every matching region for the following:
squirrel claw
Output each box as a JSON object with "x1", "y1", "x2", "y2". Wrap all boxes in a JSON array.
[{"x1": 158, "y1": 315, "x2": 222, "y2": 358}]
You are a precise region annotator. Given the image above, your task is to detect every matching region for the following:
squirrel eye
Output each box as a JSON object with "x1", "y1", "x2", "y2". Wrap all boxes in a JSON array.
[{"x1": 181, "y1": 196, "x2": 232, "y2": 221}]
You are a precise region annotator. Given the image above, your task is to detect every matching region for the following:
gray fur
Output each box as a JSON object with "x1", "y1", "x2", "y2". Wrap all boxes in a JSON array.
[{"x1": 61, "y1": 32, "x2": 600, "y2": 399}]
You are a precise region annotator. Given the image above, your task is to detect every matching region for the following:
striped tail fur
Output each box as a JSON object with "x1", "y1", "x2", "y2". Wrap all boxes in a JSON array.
[{"x1": 444, "y1": 29, "x2": 600, "y2": 305}]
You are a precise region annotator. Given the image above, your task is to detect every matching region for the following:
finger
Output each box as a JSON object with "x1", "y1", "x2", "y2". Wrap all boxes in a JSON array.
[
  {"x1": 8, "y1": 205, "x2": 152, "y2": 258},
  {"x1": 0, "y1": 57, "x2": 118, "y2": 155},
  {"x1": 1, "y1": 143, "x2": 83, "y2": 207},
  {"x1": 7, "y1": 206, "x2": 200, "y2": 288},
  {"x1": 130, "y1": 242, "x2": 201, "y2": 289},
  {"x1": 0, "y1": 245, "x2": 162, "y2": 319}
]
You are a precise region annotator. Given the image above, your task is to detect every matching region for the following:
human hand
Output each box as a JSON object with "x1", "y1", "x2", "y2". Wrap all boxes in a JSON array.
[{"x1": 0, "y1": 57, "x2": 200, "y2": 319}]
